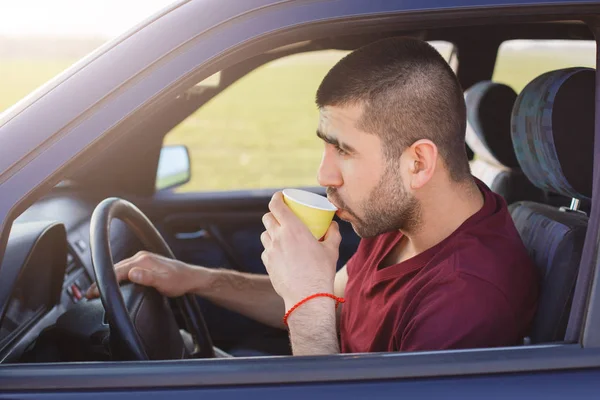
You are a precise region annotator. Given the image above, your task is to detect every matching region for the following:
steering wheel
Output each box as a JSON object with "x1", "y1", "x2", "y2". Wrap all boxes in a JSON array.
[{"x1": 89, "y1": 197, "x2": 214, "y2": 360}]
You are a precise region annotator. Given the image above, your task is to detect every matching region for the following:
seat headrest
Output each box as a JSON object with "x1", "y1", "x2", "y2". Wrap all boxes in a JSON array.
[
  {"x1": 511, "y1": 68, "x2": 595, "y2": 200},
  {"x1": 465, "y1": 81, "x2": 519, "y2": 168}
]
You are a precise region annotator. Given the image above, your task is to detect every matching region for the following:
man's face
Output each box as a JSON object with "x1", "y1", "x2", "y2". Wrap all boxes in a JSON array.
[{"x1": 317, "y1": 104, "x2": 420, "y2": 238}]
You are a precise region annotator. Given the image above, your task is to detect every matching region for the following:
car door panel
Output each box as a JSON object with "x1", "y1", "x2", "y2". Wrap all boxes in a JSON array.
[
  {"x1": 3, "y1": 368, "x2": 600, "y2": 399},
  {"x1": 144, "y1": 188, "x2": 360, "y2": 271},
  {"x1": 163, "y1": 212, "x2": 265, "y2": 273}
]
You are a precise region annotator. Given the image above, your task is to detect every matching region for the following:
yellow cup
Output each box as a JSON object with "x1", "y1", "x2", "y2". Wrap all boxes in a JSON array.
[{"x1": 282, "y1": 189, "x2": 337, "y2": 239}]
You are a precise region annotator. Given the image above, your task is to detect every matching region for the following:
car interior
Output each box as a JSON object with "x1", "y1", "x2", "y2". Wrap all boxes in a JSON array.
[{"x1": 0, "y1": 17, "x2": 597, "y2": 363}]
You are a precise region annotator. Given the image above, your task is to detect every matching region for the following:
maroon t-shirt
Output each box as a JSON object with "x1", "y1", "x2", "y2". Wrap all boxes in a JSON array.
[{"x1": 340, "y1": 181, "x2": 538, "y2": 353}]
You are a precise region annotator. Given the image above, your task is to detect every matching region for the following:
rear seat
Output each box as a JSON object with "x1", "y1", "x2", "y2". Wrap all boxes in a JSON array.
[{"x1": 464, "y1": 81, "x2": 544, "y2": 204}]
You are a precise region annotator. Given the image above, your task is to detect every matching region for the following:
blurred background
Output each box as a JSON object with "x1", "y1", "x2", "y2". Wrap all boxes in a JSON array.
[{"x1": 0, "y1": 1, "x2": 596, "y2": 192}]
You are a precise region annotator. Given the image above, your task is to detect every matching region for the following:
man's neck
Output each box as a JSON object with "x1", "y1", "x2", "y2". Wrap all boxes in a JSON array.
[{"x1": 397, "y1": 177, "x2": 484, "y2": 262}]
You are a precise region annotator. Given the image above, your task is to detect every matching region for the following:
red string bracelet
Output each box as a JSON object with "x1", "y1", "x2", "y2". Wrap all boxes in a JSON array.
[{"x1": 283, "y1": 293, "x2": 345, "y2": 326}]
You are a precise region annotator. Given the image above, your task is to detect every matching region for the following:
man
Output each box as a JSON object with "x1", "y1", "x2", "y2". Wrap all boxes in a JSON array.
[{"x1": 87, "y1": 37, "x2": 538, "y2": 356}]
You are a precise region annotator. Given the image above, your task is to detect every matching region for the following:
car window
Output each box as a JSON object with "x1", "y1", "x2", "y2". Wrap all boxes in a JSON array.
[
  {"x1": 163, "y1": 42, "x2": 456, "y2": 193},
  {"x1": 493, "y1": 39, "x2": 596, "y2": 93}
]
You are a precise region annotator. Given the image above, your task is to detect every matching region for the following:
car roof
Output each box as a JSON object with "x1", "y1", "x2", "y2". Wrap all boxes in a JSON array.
[{"x1": 195, "y1": 0, "x2": 598, "y2": 8}]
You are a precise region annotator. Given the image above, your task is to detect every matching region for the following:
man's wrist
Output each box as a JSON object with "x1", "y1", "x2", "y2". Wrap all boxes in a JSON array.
[
  {"x1": 283, "y1": 282, "x2": 335, "y2": 311},
  {"x1": 285, "y1": 296, "x2": 340, "y2": 355},
  {"x1": 187, "y1": 264, "x2": 215, "y2": 295},
  {"x1": 285, "y1": 296, "x2": 337, "y2": 325}
]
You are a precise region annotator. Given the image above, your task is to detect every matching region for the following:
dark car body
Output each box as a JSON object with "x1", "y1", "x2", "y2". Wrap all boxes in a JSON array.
[{"x1": 1, "y1": 0, "x2": 600, "y2": 398}]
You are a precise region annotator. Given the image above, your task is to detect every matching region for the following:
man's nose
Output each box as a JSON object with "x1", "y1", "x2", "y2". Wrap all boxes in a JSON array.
[{"x1": 317, "y1": 147, "x2": 343, "y2": 188}]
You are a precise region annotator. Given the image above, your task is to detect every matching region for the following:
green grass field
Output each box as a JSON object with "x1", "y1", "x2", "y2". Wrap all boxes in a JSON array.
[{"x1": 0, "y1": 42, "x2": 595, "y2": 193}]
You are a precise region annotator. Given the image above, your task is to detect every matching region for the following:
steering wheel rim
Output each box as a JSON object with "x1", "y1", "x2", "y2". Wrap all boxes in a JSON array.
[{"x1": 89, "y1": 197, "x2": 214, "y2": 360}]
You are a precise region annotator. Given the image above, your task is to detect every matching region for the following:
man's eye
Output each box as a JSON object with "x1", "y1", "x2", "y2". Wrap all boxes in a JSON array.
[{"x1": 334, "y1": 145, "x2": 347, "y2": 156}]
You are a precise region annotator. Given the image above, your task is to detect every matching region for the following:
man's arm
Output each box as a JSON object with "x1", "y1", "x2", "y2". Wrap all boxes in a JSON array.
[
  {"x1": 260, "y1": 192, "x2": 347, "y2": 356},
  {"x1": 86, "y1": 251, "x2": 287, "y2": 329},
  {"x1": 207, "y1": 262, "x2": 349, "y2": 332},
  {"x1": 203, "y1": 263, "x2": 348, "y2": 333},
  {"x1": 199, "y1": 268, "x2": 286, "y2": 329},
  {"x1": 285, "y1": 295, "x2": 339, "y2": 355},
  {"x1": 283, "y1": 264, "x2": 348, "y2": 355},
  {"x1": 86, "y1": 251, "x2": 349, "y2": 333}
]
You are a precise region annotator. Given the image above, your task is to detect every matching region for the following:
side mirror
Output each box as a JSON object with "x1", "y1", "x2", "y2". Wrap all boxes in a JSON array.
[{"x1": 155, "y1": 145, "x2": 191, "y2": 191}]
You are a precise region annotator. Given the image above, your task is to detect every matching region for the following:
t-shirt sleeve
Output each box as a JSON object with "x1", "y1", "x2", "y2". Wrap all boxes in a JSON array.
[{"x1": 396, "y1": 272, "x2": 518, "y2": 352}]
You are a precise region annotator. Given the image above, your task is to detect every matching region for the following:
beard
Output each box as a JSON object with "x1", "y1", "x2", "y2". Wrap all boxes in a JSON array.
[{"x1": 327, "y1": 166, "x2": 421, "y2": 238}]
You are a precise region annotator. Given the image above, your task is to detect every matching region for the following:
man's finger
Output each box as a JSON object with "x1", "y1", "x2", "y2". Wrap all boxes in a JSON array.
[
  {"x1": 323, "y1": 221, "x2": 342, "y2": 249},
  {"x1": 260, "y1": 231, "x2": 272, "y2": 249},
  {"x1": 85, "y1": 260, "x2": 135, "y2": 298},
  {"x1": 85, "y1": 264, "x2": 134, "y2": 299},
  {"x1": 262, "y1": 212, "x2": 280, "y2": 233},
  {"x1": 85, "y1": 284, "x2": 99, "y2": 299},
  {"x1": 86, "y1": 253, "x2": 153, "y2": 299},
  {"x1": 268, "y1": 192, "x2": 299, "y2": 226},
  {"x1": 113, "y1": 261, "x2": 136, "y2": 282},
  {"x1": 128, "y1": 267, "x2": 157, "y2": 287},
  {"x1": 261, "y1": 250, "x2": 269, "y2": 270},
  {"x1": 115, "y1": 251, "x2": 168, "y2": 279},
  {"x1": 86, "y1": 265, "x2": 159, "y2": 299}
]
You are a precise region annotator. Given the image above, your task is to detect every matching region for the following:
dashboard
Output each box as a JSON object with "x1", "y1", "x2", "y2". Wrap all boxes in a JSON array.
[
  {"x1": 0, "y1": 222, "x2": 67, "y2": 346},
  {"x1": 0, "y1": 191, "x2": 142, "y2": 362}
]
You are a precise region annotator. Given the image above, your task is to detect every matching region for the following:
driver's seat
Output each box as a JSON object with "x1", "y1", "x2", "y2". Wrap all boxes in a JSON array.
[{"x1": 509, "y1": 67, "x2": 595, "y2": 344}]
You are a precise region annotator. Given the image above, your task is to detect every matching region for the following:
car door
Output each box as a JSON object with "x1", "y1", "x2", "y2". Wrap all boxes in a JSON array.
[{"x1": 3, "y1": 0, "x2": 600, "y2": 398}]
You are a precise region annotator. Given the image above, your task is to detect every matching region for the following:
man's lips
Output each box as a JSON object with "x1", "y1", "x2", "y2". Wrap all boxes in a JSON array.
[
  {"x1": 327, "y1": 195, "x2": 349, "y2": 219},
  {"x1": 329, "y1": 201, "x2": 346, "y2": 218},
  {"x1": 327, "y1": 197, "x2": 341, "y2": 211}
]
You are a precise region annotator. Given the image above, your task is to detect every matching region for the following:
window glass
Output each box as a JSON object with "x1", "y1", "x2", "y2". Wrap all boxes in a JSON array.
[{"x1": 493, "y1": 40, "x2": 596, "y2": 93}]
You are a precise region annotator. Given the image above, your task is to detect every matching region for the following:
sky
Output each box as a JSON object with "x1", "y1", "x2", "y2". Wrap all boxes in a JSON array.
[{"x1": 0, "y1": 0, "x2": 177, "y2": 38}]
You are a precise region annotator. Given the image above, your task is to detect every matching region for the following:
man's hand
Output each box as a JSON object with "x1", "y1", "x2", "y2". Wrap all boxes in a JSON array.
[
  {"x1": 261, "y1": 192, "x2": 342, "y2": 355},
  {"x1": 261, "y1": 192, "x2": 342, "y2": 308},
  {"x1": 86, "y1": 251, "x2": 202, "y2": 299}
]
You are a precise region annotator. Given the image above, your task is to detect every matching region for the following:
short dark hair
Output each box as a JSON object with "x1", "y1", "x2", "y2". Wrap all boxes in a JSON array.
[{"x1": 316, "y1": 37, "x2": 470, "y2": 181}]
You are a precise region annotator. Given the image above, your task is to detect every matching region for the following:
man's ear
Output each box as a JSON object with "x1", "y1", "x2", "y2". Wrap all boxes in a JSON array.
[{"x1": 405, "y1": 139, "x2": 438, "y2": 189}]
